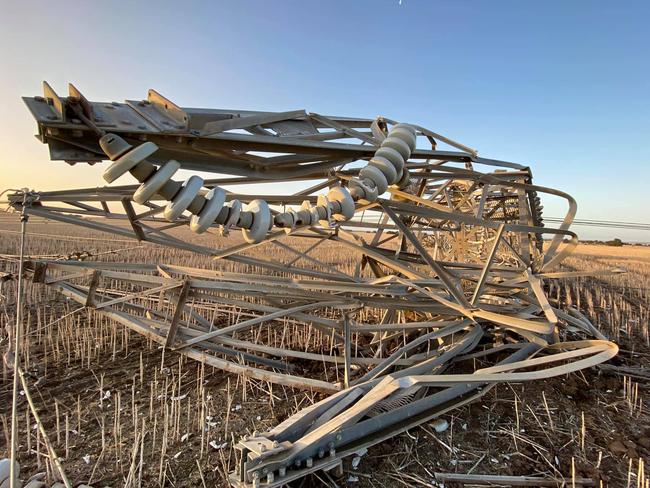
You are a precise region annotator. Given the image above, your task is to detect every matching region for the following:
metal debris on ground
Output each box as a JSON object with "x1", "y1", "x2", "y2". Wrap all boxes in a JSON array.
[{"x1": 5, "y1": 82, "x2": 621, "y2": 487}]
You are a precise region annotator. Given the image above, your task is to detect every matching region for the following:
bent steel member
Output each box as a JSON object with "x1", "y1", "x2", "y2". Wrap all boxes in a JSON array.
[{"x1": 9, "y1": 82, "x2": 617, "y2": 487}]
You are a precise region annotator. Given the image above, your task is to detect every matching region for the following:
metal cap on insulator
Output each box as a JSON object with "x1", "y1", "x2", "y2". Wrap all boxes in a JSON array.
[
  {"x1": 301, "y1": 200, "x2": 322, "y2": 225},
  {"x1": 393, "y1": 123, "x2": 417, "y2": 135},
  {"x1": 316, "y1": 194, "x2": 333, "y2": 227},
  {"x1": 327, "y1": 186, "x2": 355, "y2": 221},
  {"x1": 99, "y1": 133, "x2": 132, "y2": 160},
  {"x1": 349, "y1": 177, "x2": 379, "y2": 202},
  {"x1": 388, "y1": 127, "x2": 417, "y2": 152},
  {"x1": 274, "y1": 212, "x2": 295, "y2": 228},
  {"x1": 241, "y1": 199, "x2": 272, "y2": 244},
  {"x1": 359, "y1": 165, "x2": 388, "y2": 194},
  {"x1": 222, "y1": 200, "x2": 242, "y2": 230}
]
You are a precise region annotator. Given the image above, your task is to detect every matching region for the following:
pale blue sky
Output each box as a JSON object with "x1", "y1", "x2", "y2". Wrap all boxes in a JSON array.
[{"x1": 1, "y1": 1, "x2": 648, "y2": 241}]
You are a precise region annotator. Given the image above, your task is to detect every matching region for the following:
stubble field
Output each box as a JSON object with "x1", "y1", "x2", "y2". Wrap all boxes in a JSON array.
[{"x1": 0, "y1": 213, "x2": 648, "y2": 487}]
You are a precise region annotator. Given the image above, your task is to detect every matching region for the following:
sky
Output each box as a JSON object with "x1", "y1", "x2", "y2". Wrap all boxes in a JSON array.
[{"x1": 0, "y1": 0, "x2": 648, "y2": 241}]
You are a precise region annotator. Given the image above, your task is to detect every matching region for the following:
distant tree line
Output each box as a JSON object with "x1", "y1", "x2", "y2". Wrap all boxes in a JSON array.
[
  {"x1": 560, "y1": 237, "x2": 632, "y2": 246},
  {"x1": 605, "y1": 238, "x2": 624, "y2": 247}
]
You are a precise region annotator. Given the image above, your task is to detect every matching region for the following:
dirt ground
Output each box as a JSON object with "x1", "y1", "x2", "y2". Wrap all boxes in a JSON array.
[{"x1": 1, "y1": 218, "x2": 648, "y2": 487}]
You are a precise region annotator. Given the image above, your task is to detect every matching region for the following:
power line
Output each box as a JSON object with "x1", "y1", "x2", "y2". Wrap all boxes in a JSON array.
[{"x1": 544, "y1": 217, "x2": 650, "y2": 231}]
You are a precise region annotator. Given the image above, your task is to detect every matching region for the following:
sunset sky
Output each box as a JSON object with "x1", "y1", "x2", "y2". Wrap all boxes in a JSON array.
[{"x1": 1, "y1": 0, "x2": 648, "y2": 241}]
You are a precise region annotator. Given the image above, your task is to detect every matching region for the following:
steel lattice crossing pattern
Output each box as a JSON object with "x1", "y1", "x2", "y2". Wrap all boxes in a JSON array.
[{"x1": 7, "y1": 82, "x2": 619, "y2": 487}]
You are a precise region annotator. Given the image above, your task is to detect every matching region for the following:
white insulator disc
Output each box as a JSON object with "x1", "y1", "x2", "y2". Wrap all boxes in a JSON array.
[
  {"x1": 328, "y1": 186, "x2": 355, "y2": 221},
  {"x1": 242, "y1": 199, "x2": 271, "y2": 244},
  {"x1": 395, "y1": 168, "x2": 411, "y2": 189},
  {"x1": 375, "y1": 147, "x2": 405, "y2": 173},
  {"x1": 223, "y1": 200, "x2": 243, "y2": 229},
  {"x1": 190, "y1": 186, "x2": 226, "y2": 234},
  {"x1": 316, "y1": 194, "x2": 332, "y2": 227},
  {"x1": 164, "y1": 175, "x2": 204, "y2": 221},
  {"x1": 103, "y1": 142, "x2": 158, "y2": 183},
  {"x1": 308, "y1": 206, "x2": 320, "y2": 225},
  {"x1": 388, "y1": 127, "x2": 417, "y2": 152},
  {"x1": 300, "y1": 200, "x2": 320, "y2": 225},
  {"x1": 369, "y1": 156, "x2": 398, "y2": 185},
  {"x1": 381, "y1": 136, "x2": 410, "y2": 161},
  {"x1": 360, "y1": 165, "x2": 388, "y2": 194},
  {"x1": 393, "y1": 123, "x2": 417, "y2": 135},
  {"x1": 133, "y1": 160, "x2": 181, "y2": 204}
]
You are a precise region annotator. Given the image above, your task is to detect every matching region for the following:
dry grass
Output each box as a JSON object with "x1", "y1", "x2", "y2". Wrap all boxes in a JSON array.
[{"x1": 0, "y1": 214, "x2": 648, "y2": 487}]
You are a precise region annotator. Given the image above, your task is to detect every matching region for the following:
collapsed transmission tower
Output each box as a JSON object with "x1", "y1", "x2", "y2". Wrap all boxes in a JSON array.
[{"x1": 8, "y1": 82, "x2": 618, "y2": 487}]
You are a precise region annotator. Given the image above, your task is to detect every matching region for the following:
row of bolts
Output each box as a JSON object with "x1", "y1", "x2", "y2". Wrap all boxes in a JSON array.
[{"x1": 99, "y1": 123, "x2": 418, "y2": 243}]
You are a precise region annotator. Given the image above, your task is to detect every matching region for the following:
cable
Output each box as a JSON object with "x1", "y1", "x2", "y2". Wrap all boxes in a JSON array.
[{"x1": 545, "y1": 217, "x2": 650, "y2": 232}]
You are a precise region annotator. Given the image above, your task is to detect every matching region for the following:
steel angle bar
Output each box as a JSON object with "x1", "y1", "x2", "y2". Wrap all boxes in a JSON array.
[
  {"x1": 471, "y1": 223, "x2": 505, "y2": 304},
  {"x1": 380, "y1": 202, "x2": 471, "y2": 309},
  {"x1": 10, "y1": 84, "x2": 624, "y2": 488},
  {"x1": 50, "y1": 279, "x2": 341, "y2": 392},
  {"x1": 93, "y1": 281, "x2": 182, "y2": 310},
  {"x1": 525, "y1": 269, "x2": 559, "y2": 324},
  {"x1": 232, "y1": 327, "x2": 490, "y2": 484},
  {"x1": 176, "y1": 300, "x2": 346, "y2": 349},
  {"x1": 353, "y1": 320, "x2": 473, "y2": 384},
  {"x1": 233, "y1": 338, "x2": 617, "y2": 484},
  {"x1": 308, "y1": 113, "x2": 379, "y2": 146},
  {"x1": 201, "y1": 110, "x2": 308, "y2": 136}
]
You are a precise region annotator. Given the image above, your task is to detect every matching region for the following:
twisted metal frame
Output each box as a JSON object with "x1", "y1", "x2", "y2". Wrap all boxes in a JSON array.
[{"x1": 7, "y1": 82, "x2": 618, "y2": 487}]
